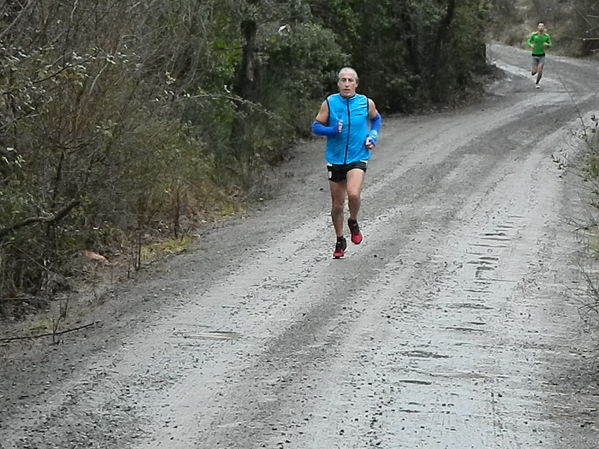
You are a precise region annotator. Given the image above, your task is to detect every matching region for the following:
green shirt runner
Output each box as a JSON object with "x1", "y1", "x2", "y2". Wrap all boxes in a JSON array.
[{"x1": 527, "y1": 32, "x2": 552, "y2": 56}]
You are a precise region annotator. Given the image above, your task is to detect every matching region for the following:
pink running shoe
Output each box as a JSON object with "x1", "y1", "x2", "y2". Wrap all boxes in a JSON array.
[
  {"x1": 348, "y1": 219, "x2": 363, "y2": 244},
  {"x1": 333, "y1": 237, "x2": 347, "y2": 259}
]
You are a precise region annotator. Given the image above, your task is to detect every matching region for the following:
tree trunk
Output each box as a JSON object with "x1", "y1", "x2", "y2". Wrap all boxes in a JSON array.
[
  {"x1": 230, "y1": 1, "x2": 260, "y2": 162},
  {"x1": 233, "y1": 14, "x2": 258, "y2": 101},
  {"x1": 430, "y1": 0, "x2": 456, "y2": 101}
]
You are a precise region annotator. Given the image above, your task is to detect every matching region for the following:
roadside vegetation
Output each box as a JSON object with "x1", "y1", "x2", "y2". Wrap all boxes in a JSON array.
[
  {"x1": 0, "y1": 0, "x2": 491, "y2": 313},
  {"x1": 580, "y1": 117, "x2": 599, "y2": 319}
]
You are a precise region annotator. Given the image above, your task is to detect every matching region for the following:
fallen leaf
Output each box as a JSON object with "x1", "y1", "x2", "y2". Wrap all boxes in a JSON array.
[{"x1": 83, "y1": 250, "x2": 108, "y2": 262}]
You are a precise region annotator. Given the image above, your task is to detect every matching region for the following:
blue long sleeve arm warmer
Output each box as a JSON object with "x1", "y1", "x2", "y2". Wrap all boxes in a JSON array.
[
  {"x1": 368, "y1": 113, "x2": 382, "y2": 143},
  {"x1": 370, "y1": 113, "x2": 382, "y2": 132},
  {"x1": 312, "y1": 121, "x2": 338, "y2": 136}
]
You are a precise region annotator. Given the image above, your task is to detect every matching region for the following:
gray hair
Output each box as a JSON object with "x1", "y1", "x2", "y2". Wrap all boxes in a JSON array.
[{"x1": 338, "y1": 67, "x2": 359, "y2": 82}]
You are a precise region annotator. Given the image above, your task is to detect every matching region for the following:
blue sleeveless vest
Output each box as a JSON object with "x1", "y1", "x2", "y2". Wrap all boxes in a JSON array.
[{"x1": 325, "y1": 93, "x2": 370, "y2": 165}]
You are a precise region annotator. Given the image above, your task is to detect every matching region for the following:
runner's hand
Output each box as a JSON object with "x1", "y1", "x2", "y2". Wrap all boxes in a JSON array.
[{"x1": 365, "y1": 136, "x2": 375, "y2": 149}]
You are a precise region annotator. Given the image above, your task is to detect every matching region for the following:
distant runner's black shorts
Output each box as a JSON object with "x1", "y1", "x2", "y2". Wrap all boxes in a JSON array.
[{"x1": 327, "y1": 161, "x2": 367, "y2": 183}]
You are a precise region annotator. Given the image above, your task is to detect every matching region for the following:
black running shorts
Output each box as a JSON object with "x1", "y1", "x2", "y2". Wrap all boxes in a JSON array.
[{"x1": 327, "y1": 161, "x2": 367, "y2": 183}]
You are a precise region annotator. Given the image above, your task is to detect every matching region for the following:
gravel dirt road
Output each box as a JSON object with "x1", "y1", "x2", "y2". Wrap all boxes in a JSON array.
[{"x1": 1, "y1": 44, "x2": 599, "y2": 449}]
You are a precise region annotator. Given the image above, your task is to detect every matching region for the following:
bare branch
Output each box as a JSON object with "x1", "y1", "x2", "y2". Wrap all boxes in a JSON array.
[
  {"x1": 0, "y1": 320, "x2": 102, "y2": 343},
  {"x1": 0, "y1": 199, "x2": 81, "y2": 240},
  {"x1": 0, "y1": 0, "x2": 37, "y2": 40}
]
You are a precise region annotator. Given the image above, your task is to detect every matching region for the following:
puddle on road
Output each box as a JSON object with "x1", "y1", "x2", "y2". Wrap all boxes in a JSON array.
[
  {"x1": 483, "y1": 232, "x2": 509, "y2": 239},
  {"x1": 397, "y1": 379, "x2": 433, "y2": 386},
  {"x1": 464, "y1": 288, "x2": 492, "y2": 294},
  {"x1": 428, "y1": 371, "x2": 500, "y2": 380},
  {"x1": 471, "y1": 242, "x2": 509, "y2": 248},
  {"x1": 444, "y1": 326, "x2": 486, "y2": 333},
  {"x1": 447, "y1": 302, "x2": 493, "y2": 310},
  {"x1": 171, "y1": 329, "x2": 241, "y2": 341},
  {"x1": 401, "y1": 350, "x2": 450, "y2": 359},
  {"x1": 466, "y1": 259, "x2": 495, "y2": 266}
]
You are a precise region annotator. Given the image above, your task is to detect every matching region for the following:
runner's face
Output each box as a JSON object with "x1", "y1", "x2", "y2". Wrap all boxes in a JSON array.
[
  {"x1": 338, "y1": 72, "x2": 358, "y2": 97},
  {"x1": 537, "y1": 23, "x2": 545, "y2": 33}
]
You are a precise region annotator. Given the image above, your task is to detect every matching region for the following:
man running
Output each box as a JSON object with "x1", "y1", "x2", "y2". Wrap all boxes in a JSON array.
[
  {"x1": 311, "y1": 67, "x2": 382, "y2": 259},
  {"x1": 527, "y1": 21, "x2": 552, "y2": 89}
]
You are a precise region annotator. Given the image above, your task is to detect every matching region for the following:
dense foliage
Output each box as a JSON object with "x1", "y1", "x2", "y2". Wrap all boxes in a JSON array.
[{"x1": 1, "y1": 0, "x2": 489, "y2": 300}]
